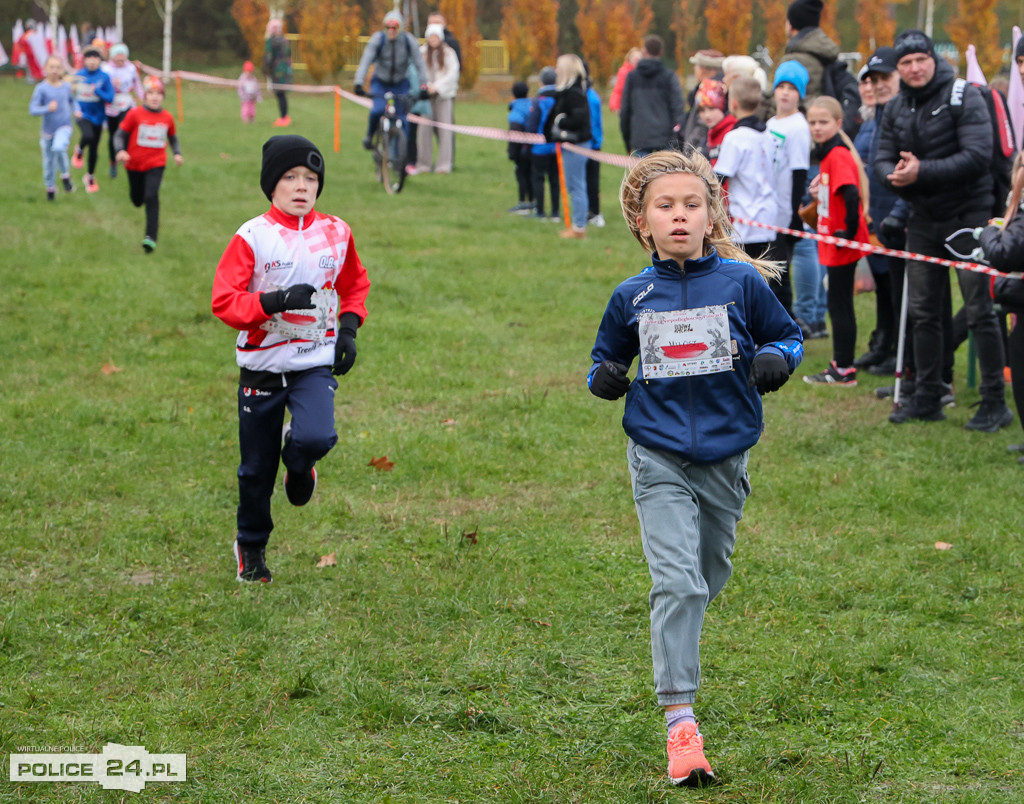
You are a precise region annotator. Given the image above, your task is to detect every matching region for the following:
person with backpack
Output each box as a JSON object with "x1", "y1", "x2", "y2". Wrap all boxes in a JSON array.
[
  {"x1": 779, "y1": 0, "x2": 861, "y2": 138},
  {"x1": 875, "y1": 30, "x2": 1013, "y2": 431}
]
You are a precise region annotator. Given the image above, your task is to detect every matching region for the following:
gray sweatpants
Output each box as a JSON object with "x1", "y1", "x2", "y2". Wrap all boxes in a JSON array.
[{"x1": 627, "y1": 440, "x2": 751, "y2": 706}]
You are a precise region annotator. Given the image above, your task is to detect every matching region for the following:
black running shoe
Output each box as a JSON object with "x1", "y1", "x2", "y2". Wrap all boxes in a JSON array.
[
  {"x1": 284, "y1": 467, "x2": 317, "y2": 506},
  {"x1": 889, "y1": 397, "x2": 946, "y2": 424},
  {"x1": 964, "y1": 400, "x2": 1014, "y2": 432},
  {"x1": 234, "y1": 538, "x2": 272, "y2": 583}
]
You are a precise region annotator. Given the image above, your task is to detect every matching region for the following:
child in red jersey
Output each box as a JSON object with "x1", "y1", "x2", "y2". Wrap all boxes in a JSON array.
[
  {"x1": 113, "y1": 76, "x2": 183, "y2": 252},
  {"x1": 211, "y1": 135, "x2": 370, "y2": 583}
]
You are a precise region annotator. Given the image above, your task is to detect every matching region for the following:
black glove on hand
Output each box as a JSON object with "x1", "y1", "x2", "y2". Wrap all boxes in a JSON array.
[
  {"x1": 590, "y1": 361, "x2": 631, "y2": 400},
  {"x1": 260, "y1": 283, "x2": 317, "y2": 316},
  {"x1": 332, "y1": 312, "x2": 360, "y2": 376},
  {"x1": 749, "y1": 352, "x2": 790, "y2": 395},
  {"x1": 879, "y1": 216, "x2": 905, "y2": 243},
  {"x1": 354, "y1": 84, "x2": 366, "y2": 97}
]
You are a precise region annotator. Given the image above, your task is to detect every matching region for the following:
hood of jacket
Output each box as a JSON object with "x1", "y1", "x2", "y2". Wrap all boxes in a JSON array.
[
  {"x1": 634, "y1": 58, "x2": 667, "y2": 78},
  {"x1": 899, "y1": 54, "x2": 955, "y2": 103},
  {"x1": 786, "y1": 27, "x2": 840, "y2": 64}
]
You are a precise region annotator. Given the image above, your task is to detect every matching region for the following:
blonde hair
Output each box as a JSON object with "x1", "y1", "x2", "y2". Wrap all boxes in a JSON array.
[
  {"x1": 619, "y1": 149, "x2": 781, "y2": 282},
  {"x1": 555, "y1": 54, "x2": 586, "y2": 91},
  {"x1": 807, "y1": 95, "x2": 870, "y2": 213}
]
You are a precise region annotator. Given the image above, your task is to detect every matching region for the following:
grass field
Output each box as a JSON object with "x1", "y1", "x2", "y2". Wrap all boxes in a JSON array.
[{"x1": 1, "y1": 76, "x2": 1023, "y2": 803}]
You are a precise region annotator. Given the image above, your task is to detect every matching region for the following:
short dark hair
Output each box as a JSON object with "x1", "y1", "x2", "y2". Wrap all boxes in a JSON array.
[
  {"x1": 643, "y1": 35, "x2": 664, "y2": 58},
  {"x1": 512, "y1": 81, "x2": 529, "y2": 99}
]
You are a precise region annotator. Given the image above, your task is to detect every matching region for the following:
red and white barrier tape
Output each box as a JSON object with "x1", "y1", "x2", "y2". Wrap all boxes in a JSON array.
[
  {"x1": 732, "y1": 217, "x2": 1023, "y2": 280},
  {"x1": 136, "y1": 64, "x2": 1023, "y2": 278}
]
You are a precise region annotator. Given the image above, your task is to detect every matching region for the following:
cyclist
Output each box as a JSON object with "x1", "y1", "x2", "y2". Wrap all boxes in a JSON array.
[{"x1": 354, "y1": 10, "x2": 427, "y2": 151}]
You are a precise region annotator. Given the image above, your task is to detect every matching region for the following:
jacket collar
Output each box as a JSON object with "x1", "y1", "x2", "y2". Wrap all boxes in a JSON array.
[
  {"x1": 811, "y1": 132, "x2": 845, "y2": 161},
  {"x1": 734, "y1": 114, "x2": 766, "y2": 132},
  {"x1": 651, "y1": 248, "x2": 719, "y2": 276},
  {"x1": 266, "y1": 204, "x2": 316, "y2": 230}
]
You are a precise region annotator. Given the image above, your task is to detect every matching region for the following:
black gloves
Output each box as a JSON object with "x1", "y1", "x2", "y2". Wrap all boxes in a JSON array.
[
  {"x1": 354, "y1": 84, "x2": 366, "y2": 97},
  {"x1": 749, "y1": 352, "x2": 790, "y2": 395},
  {"x1": 590, "y1": 361, "x2": 631, "y2": 400},
  {"x1": 419, "y1": 88, "x2": 431, "y2": 100},
  {"x1": 333, "y1": 312, "x2": 360, "y2": 376},
  {"x1": 879, "y1": 216, "x2": 905, "y2": 243},
  {"x1": 260, "y1": 283, "x2": 316, "y2": 316}
]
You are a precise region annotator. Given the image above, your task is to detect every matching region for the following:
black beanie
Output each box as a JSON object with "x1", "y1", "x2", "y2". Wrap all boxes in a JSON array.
[
  {"x1": 260, "y1": 135, "x2": 325, "y2": 201},
  {"x1": 1015, "y1": 35, "x2": 1024, "y2": 63},
  {"x1": 787, "y1": 0, "x2": 822, "y2": 30},
  {"x1": 893, "y1": 29, "x2": 935, "y2": 63}
]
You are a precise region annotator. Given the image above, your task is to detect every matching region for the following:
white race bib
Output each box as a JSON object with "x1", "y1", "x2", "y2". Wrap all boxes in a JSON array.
[
  {"x1": 136, "y1": 123, "x2": 168, "y2": 149},
  {"x1": 262, "y1": 288, "x2": 336, "y2": 341},
  {"x1": 638, "y1": 305, "x2": 734, "y2": 379}
]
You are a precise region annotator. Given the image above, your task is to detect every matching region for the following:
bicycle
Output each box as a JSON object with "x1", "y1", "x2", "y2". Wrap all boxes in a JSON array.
[{"x1": 371, "y1": 91, "x2": 409, "y2": 194}]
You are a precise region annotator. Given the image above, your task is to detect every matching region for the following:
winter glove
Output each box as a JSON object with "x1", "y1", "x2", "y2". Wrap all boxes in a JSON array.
[
  {"x1": 354, "y1": 84, "x2": 366, "y2": 97},
  {"x1": 332, "y1": 312, "x2": 360, "y2": 376},
  {"x1": 879, "y1": 216, "x2": 905, "y2": 243},
  {"x1": 748, "y1": 352, "x2": 790, "y2": 395},
  {"x1": 589, "y1": 361, "x2": 631, "y2": 400},
  {"x1": 419, "y1": 88, "x2": 431, "y2": 100},
  {"x1": 259, "y1": 283, "x2": 317, "y2": 316}
]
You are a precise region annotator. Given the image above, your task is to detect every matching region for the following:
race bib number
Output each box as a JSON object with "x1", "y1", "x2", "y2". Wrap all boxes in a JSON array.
[
  {"x1": 136, "y1": 123, "x2": 168, "y2": 149},
  {"x1": 262, "y1": 288, "x2": 336, "y2": 341},
  {"x1": 75, "y1": 81, "x2": 98, "y2": 102},
  {"x1": 112, "y1": 91, "x2": 134, "y2": 112},
  {"x1": 638, "y1": 305, "x2": 733, "y2": 379}
]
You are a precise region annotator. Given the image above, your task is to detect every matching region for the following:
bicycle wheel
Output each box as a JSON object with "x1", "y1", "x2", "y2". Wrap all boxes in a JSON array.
[{"x1": 381, "y1": 125, "x2": 407, "y2": 195}]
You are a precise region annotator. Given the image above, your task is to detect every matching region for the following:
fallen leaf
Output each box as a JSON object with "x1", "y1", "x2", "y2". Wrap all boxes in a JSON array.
[
  {"x1": 368, "y1": 455, "x2": 394, "y2": 471},
  {"x1": 534, "y1": 620, "x2": 551, "y2": 628},
  {"x1": 129, "y1": 570, "x2": 155, "y2": 585},
  {"x1": 317, "y1": 552, "x2": 337, "y2": 568},
  {"x1": 462, "y1": 529, "x2": 478, "y2": 545},
  {"x1": 934, "y1": 541, "x2": 953, "y2": 551},
  {"x1": 220, "y1": 152, "x2": 231, "y2": 159},
  {"x1": 441, "y1": 418, "x2": 457, "y2": 426},
  {"x1": 101, "y1": 363, "x2": 123, "y2": 375}
]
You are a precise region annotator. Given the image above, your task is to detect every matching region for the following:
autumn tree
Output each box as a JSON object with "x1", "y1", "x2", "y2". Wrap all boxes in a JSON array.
[
  {"x1": 440, "y1": 0, "x2": 481, "y2": 89},
  {"x1": 673, "y1": 0, "x2": 704, "y2": 81},
  {"x1": 854, "y1": 0, "x2": 900, "y2": 61},
  {"x1": 231, "y1": 0, "x2": 270, "y2": 62},
  {"x1": 499, "y1": 0, "x2": 558, "y2": 81},
  {"x1": 757, "y1": 0, "x2": 789, "y2": 64},
  {"x1": 576, "y1": 0, "x2": 652, "y2": 89},
  {"x1": 946, "y1": 0, "x2": 1001, "y2": 79},
  {"x1": 704, "y1": 0, "x2": 751, "y2": 58},
  {"x1": 297, "y1": 0, "x2": 362, "y2": 82}
]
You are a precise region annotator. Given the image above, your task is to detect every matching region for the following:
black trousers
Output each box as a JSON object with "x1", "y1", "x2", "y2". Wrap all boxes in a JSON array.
[
  {"x1": 76, "y1": 117, "x2": 103, "y2": 175},
  {"x1": 127, "y1": 167, "x2": 164, "y2": 240},
  {"x1": 530, "y1": 152, "x2": 560, "y2": 218}
]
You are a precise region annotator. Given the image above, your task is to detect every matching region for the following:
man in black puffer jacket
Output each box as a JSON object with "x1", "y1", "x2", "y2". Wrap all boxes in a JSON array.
[
  {"x1": 875, "y1": 30, "x2": 1013, "y2": 431},
  {"x1": 619, "y1": 34, "x2": 686, "y2": 156}
]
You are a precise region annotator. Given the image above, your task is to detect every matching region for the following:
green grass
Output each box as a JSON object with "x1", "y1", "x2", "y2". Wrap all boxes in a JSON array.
[{"x1": 2, "y1": 78, "x2": 1023, "y2": 803}]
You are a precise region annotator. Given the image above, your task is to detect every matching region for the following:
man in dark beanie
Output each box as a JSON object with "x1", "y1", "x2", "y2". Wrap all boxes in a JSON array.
[
  {"x1": 1015, "y1": 33, "x2": 1024, "y2": 82},
  {"x1": 211, "y1": 135, "x2": 371, "y2": 582},
  {"x1": 875, "y1": 31, "x2": 1013, "y2": 431},
  {"x1": 778, "y1": 0, "x2": 861, "y2": 135}
]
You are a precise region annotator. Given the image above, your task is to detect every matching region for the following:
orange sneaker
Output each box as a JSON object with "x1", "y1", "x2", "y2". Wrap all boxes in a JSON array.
[
  {"x1": 273, "y1": 115, "x2": 292, "y2": 127},
  {"x1": 667, "y1": 721, "x2": 714, "y2": 787},
  {"x1": 71, "y1": 146, "x2": 84, "y2": 169}
]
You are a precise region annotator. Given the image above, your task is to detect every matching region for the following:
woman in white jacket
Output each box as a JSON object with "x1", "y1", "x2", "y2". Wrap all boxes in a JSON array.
[{"x1": 415, "y1": 24, "x2": 460, "y2": 174}]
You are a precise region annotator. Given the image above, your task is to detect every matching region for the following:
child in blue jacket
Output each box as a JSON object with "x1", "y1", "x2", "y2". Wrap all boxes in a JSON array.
[
  {"x1": 507, "y1": 81, "x2": 534, "y2": 214},
  {"x1": 71, "y1": 44, "x2": 115, "y2": 193},
  {"x1": 588, "y1": 149, "x2": 802, "y2": 788}
]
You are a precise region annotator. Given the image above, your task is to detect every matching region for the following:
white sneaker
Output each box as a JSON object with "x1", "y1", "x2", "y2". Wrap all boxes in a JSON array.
[{"x1": 588, "y1": 213, "x2": 606, "y2": 228}]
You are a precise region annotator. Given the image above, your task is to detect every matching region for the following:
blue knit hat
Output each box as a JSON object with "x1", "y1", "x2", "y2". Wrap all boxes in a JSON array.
[{"x1": 773, "y1": 60, "x2": 809, "y2": 99}]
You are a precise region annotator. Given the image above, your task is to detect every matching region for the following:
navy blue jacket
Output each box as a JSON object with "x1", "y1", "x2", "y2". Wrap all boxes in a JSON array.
[{"x1": 589, "y1": 249, "x2": 803, "y2": 463}]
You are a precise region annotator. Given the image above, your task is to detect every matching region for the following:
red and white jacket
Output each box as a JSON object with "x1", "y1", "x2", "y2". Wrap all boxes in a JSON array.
[{"x1": 211, "y1": 205, "x2": 370, "y2": 374}]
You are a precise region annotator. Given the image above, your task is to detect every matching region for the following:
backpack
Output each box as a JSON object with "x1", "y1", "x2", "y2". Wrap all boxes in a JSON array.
[
  {"x1": 950, "y1": 78, "x2": 1015, "y2": 217},
  {"x1": 818, "y1": 58, "x2": 861, "y2": 138}
]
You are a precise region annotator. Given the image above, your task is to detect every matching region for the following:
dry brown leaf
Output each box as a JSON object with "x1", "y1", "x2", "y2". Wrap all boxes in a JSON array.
[
  {"x1": 368, "y1": 455, "x2": 394, "y2": 471},
  {"x1": 462, "y1": 529, "x2": 478, "y2": 545},
  {"x1": 101, "y1": 363, "x2": 123, "y2": 375},
  {"x1": 534, "y1": 620, "x2": 552, "y2": 628},
  {"x1": 441, "y1": 418, "x2": 457, "y2": 426},
  {"x1": 317, "y1": 552, "x2": 337, "y2": 568},
  {"x1": 934, "y1": 541, "x2": 953, "y2": 551}
]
